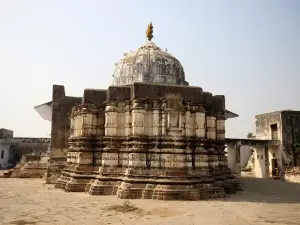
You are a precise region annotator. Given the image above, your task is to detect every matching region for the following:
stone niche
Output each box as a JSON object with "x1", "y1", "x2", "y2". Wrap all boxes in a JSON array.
[{"x1": 55, "y1": 82, "x2": 238, "y2": 200}]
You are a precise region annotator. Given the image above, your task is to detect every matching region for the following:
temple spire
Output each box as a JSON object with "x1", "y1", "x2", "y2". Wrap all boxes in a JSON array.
[{"x1": 146, "y1": 22, "x2": 154, "y2": 41}]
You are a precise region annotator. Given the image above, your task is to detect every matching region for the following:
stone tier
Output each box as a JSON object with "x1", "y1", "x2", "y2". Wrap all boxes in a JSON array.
[
  {"x1": 55, "y1": 167, "x2": 97, "y2": 192},
  {"x1": 55, "y1": 136, "x2": 104, "y2": 192},
  {"x1": 56, "y1": 136, "x2": 240, "y2": 200},
  {"x1": 85, "y1": 136, "x2": 239, "y2": 200}
]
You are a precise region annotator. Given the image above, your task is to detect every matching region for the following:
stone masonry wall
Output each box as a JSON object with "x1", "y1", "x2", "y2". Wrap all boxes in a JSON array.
[
  {"x1": 281, "y1": 111, "x2": 300, "y2": 165},
  {"x1": 54, "y1": 81, "x2": 234, "y2": 200},
  {"x1": 285, "y1": 167, "x2": 300, "y2": 183},
  {"x1": 47, "y1": 85, "x2": 81, "y2": 184},
  {"x1": 50, "y1": 82, "x2": 226, "y2": 188},
  {"x1": 83, "y1": 89, "x2": 107, "y2": 106}
]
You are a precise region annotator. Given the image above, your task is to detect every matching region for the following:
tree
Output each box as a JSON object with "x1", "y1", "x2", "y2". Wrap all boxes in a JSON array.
[
  {"x1": 247, "y1": 132, "x2": 254, "y2": 139},
  {"x1": 293, "y1": 133, "x2": 300, "y2": 154}
]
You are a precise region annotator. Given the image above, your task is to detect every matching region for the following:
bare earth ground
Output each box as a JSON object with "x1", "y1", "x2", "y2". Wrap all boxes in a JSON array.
[{"x1": 1, "y1": 178, "x2": 300, "y2": 225}]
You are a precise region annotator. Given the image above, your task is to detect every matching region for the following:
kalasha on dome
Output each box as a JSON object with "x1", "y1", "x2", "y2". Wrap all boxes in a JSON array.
[{"x1": 112, "y1": 23, "x2": 188, "y2": 86}]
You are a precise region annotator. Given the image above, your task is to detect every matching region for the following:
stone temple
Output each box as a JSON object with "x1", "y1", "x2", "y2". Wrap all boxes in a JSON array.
[{"x1": 35, "y1": 23, "x2": 240, "y2": 200}]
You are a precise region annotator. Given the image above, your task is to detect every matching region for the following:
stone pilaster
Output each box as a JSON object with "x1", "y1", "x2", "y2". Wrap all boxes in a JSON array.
[
  {"x1": 152, "y1": 100, "x2": 161, "y2": 136},
  {"x1": 185, "y1": 103, "x2": 192, "y2": 137},
  {"x1": 132, "y1": 99, "x2": 145, "y2": 136},
  {"x1": 194, "y1": 105, "x2": 206, "y2": 138},
  {"x1": 206, "y1": 108, "x2": 216, "y2": 140},
  {"x1": 88, "y1": 137, "x2": 123, "y2": 195},
  {"x1": 105, "y1": 101, "x2": 118, "y2": 136},
  {"x1": 80, "y1": 104, "x2": 100, "y2": 137},
  {"x1": 216, "y1": 112, "x2": 226, "y2": 140},
  {"x1": 117, "y1": 137, "x2": 148, "y2": 199},
  {"x1": 144, "y1": 100, "x2": 153, "y2": 136},
  {"x1": 161, "y1": 99, "x2": 167, "y2": 136},
  {"x1": 124, "y1": 101, "x2": 132, "y2": 136},
  {"x1": 117, "y1": 102, "x2": 126, "y2": 136}
]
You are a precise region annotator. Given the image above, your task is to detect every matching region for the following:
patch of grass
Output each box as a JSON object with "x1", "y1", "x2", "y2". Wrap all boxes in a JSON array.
[{"x1": 105, "y1": 200, "x2": 139, "y2": 213}]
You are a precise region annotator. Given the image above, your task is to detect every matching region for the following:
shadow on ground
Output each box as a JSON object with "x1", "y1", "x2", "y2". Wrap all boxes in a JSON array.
[{"x1": 224, "y1": 177, "x2": 300, "y2": 204}]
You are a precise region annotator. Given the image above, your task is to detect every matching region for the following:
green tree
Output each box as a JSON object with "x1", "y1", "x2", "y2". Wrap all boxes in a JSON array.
[
  {"x1": 247, "y1": 132, "x2": 254, "y2": 139},
  {"x1": 293, "y1": 133, "x2": 300, "y2": 154}
]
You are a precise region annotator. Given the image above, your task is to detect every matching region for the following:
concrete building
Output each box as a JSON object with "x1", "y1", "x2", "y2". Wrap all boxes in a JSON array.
[
  {"x1": 226, "y1": 138, "x2": 281, "y2": 179},
  {"x1": 35, "y1": 23, "x2": 241, "y2": 200},
  {"x1": 255, "y1": 110, "x2": 300, "y2": 166},
  {"x1": 0, "y1": 142, "x2": 12, "y2": 168},
  {"x1": 0, "y1": 129, "x2": 14, "y2": 168},
  {"x1": 0, "y1": 128, "x2": 50, "y2": 169},
  {"x1": 225, "y1": 110, "x2": 298, "y2": 180}
]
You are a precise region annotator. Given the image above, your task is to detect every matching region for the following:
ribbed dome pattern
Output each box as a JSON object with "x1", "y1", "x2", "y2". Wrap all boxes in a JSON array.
[{"x1": 112, "y1": 41, "x2": 188, "y2": 86}]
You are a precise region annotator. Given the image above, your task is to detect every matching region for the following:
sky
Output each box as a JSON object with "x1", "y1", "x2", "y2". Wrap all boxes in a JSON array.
[{"x1": 0, "y1": 0, "x2": 299, "y2": 138}]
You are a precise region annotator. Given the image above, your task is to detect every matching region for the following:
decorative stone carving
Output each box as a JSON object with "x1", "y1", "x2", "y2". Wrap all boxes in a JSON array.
[
  {"x1": 112, "y1": 41, "x2": 187, "y2": 86},
  {"x1": 206, "y1": 116, "x2": 216, "y2": 140},
  {"x1": 131, "y1": 99, "x2": 145, "y2": 136},
  {"x1": 216, "y1": 112, "x2": 226, "y2": 140},
  {"x1": 54, "y1": 23, "x2": 239, "y2": 200},
  {"x1": 105, "y1": 101, "x2": 118, "y2": 136}
]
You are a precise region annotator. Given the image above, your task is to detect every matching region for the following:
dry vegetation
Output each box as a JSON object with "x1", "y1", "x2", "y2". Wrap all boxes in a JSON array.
[{"x1": 104, "y1": 200, "x2": 139, "y2": 213}]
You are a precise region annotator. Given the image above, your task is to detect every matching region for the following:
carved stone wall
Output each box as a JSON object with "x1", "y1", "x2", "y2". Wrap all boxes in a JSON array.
[
  {"x1": 53, "y1": 82, "x2": 238, "y2": 200},
  {"x1": 87, "y1": 97, "x2": 214, "y2": 139},
  {"x1": 67, "y1": 95, "x2": 216, "y2": 139}
]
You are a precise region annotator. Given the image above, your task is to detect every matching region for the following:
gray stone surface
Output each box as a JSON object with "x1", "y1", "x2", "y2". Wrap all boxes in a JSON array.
[{"x1": 112, "y1": 41, "x2": 188, "y2": 86}]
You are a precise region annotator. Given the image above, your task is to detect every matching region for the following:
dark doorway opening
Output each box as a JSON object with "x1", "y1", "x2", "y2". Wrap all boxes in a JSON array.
[
  {"x1": 271, "y1": 158, "x2": 278, "y2": 177},
  {"x1": 271, "y1": 124, "x2": 278, "y2": 140}
]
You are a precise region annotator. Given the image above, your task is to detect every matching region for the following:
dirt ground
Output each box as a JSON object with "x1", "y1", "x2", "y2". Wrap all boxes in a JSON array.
[{"x1": 1, "y1": 177, "x2": 300, "y2": 225}]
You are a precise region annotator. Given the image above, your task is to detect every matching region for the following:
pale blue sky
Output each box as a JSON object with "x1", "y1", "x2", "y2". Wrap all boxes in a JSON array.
[{"x1": 0, "y1": 0, "x2": 299, "y2": 138}]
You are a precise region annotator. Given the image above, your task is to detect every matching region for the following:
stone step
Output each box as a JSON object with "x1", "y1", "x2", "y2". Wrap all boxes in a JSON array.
[
  {"x1": 0, "y1": 168, "x2": 14, "y2": 178},
  {"x1": 0, "y1": 173, "x2": 10, "y2": 178}
]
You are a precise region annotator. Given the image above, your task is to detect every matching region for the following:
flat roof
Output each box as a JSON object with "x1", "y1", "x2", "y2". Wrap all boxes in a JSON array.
[
  {"x1": 256, "y1": 110, "x2": 300, "y2": 118},
  {"x1": 226, "y1": 138, "x2": 280, "y2": 146}
]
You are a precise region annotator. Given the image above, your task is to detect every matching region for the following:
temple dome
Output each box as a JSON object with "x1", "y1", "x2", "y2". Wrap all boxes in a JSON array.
[{"x1": 112, "y1": 40, "x2": 188, "y2": 86}]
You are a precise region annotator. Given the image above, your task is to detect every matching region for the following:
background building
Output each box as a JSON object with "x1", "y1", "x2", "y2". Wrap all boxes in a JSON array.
[
  {"x1": 0, "y1": 128, "x2": 50, "y2": 169},
  {"x1": 255, "y1": 110, "x2": 300, "y2": 165}
]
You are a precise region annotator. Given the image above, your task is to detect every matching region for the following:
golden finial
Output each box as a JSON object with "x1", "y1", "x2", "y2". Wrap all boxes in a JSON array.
[{"x1": 146, "y1": 22, "x2": 154, "y2": 41}]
